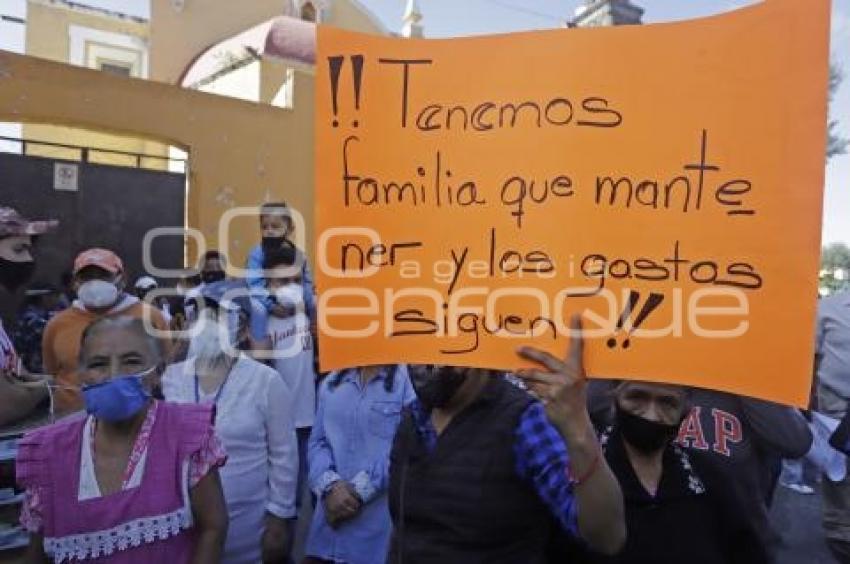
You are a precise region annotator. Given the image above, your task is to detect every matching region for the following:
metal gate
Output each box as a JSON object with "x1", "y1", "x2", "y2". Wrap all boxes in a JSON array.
[{"x1": 0, "y1": 144, "x2": 186, "y2": 321}]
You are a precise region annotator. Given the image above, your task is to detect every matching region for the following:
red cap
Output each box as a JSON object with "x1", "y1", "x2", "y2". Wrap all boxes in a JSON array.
[{"x1": 73, "y1": 248, "x2": 124, "y2": 275}]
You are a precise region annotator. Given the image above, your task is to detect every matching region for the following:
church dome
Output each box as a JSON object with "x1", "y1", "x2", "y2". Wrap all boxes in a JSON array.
[{"x1": 264, "y1": 16, "x2": 316, "y2": 64}]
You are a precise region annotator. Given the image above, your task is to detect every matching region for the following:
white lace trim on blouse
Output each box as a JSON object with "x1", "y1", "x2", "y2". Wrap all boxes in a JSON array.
[{"x1": 43, "y1": 506, "x2": 192, "y2": 562}]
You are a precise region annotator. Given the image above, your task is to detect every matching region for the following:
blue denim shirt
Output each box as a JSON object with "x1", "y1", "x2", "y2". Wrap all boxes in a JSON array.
[{"x1": 305, "y1": 366, "x2": 416, "y2": 564}]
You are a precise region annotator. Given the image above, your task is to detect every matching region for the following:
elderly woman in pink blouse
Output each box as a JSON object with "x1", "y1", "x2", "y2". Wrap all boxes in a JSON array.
[{"x1": 16, "y1": 316, "x2": 229, "y2": 563}]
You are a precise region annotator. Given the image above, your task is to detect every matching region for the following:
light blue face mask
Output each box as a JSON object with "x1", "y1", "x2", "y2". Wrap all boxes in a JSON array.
[{"x1": 81, "y1": 367, "x2": 155, "y2": 422}]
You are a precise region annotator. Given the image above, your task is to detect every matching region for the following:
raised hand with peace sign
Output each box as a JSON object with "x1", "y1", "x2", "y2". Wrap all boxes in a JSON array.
[{"x1": 517, "y1": 314, "x2": 590, "y2": 436}]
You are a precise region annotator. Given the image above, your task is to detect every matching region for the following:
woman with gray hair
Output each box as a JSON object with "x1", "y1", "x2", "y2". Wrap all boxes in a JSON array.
[{"x1": 17, "y1": 316, "x2": 229, "y2": 563}]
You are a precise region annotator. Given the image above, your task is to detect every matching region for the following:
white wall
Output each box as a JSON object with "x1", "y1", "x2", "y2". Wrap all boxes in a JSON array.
[{"x1": 198, "y1": 59, "x2": 261, "y2": 103}]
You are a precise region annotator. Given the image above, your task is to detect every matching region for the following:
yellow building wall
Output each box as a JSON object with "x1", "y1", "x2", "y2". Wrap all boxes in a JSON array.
[
  {"x1": 147, "y1": 0, "x2": 384, "y2": 262},
  {"x1": 14, "y1": 0, "x2": 388, "y2": 266},
  {"x1": 251, "y1": 2, "x2": 383, "y2": 110},
  {"x1": 0, "y1": 51, "x2": 316, "y2": 269},
  {"x1": 22, "y1": 1, "x2": 166, "y2": 165},
  {"x1": 149, "y1": 0, "x2": 386, "y2": 85},
  {"x1": 259, "y1": 59, "x2": 294, "y2": 105},
  {"x1": 261, "y1": 63, "x2": 316, "y2": 207},
  {"x1": 150, "y1": 0, "x2": 289, "y2": 85},
  {"x1": 25, "y1": 0, "x2": 147, "y2": 62}
]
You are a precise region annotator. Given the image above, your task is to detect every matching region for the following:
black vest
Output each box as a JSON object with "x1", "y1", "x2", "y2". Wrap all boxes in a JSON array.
[{"x1": 388, "y1": 378, "x2": 552, "y2": 564}]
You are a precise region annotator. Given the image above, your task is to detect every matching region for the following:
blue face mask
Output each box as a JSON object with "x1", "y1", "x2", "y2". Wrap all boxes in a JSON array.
[{"x1": 82, "y1": 370, "x2": 153, "y2": 422}]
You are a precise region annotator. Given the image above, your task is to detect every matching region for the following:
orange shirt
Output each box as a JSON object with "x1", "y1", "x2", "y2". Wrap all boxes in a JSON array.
[{"x1": 42, "y1": 300, "x2": 169, "y2": 414}]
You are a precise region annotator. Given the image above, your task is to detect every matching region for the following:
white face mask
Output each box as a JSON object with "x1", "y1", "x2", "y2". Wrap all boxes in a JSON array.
[
  {"x1": 188, "y1": 308, "x2": 239, "y2": 367},
  {"x1": 274, "y1": 283, "x2": 303, "y2": 308},
  {"x1": 78, "y1": 280, "x2": 119, "y2": 310}
]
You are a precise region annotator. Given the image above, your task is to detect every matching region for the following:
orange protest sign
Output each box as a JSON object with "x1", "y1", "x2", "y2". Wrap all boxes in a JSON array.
[{"x1": 314, "y1": 0, "x2": 831, "y2": 407}]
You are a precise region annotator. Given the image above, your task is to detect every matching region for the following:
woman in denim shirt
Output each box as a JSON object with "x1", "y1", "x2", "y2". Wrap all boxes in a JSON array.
[{"x1": 304, "y1": 365, "x2": 415, "y2": 564}]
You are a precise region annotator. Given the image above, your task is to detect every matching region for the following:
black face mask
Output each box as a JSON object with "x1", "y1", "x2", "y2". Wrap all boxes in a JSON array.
[
  {"x1": 201, "y1": 270, "x2": 225, "y2": 284},
  {"x1": 409, "y1": 365, "x2": 468, "y2": 409},
  {"x1": 616, "y1": 405, "x2": 681, "y2": 454},
  {"x1": 0, "y1": 258, "x2": 36, "y2": 292},
  {"x1": 261, "y1": 236, "x2": 286, "y2": 253}
]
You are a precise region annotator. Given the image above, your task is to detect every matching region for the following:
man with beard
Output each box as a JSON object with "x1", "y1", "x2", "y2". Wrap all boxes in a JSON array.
[
  {"x1": 0, "y1": 206, "x2": 57, "y2": 426},
  {"x1": 387, "y1": 316, "x2": 625, "y2": 564}
]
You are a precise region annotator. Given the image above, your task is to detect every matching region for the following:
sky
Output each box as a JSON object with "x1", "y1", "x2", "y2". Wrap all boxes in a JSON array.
[{"x1": 1, "y1": 0, "x2": 847, "y2": 245}]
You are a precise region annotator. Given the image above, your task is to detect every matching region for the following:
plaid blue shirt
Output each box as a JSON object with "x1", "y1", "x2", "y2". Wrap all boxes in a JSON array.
[{"x1": 409, "y1": 390, "x2": 579, "y2": 535}]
